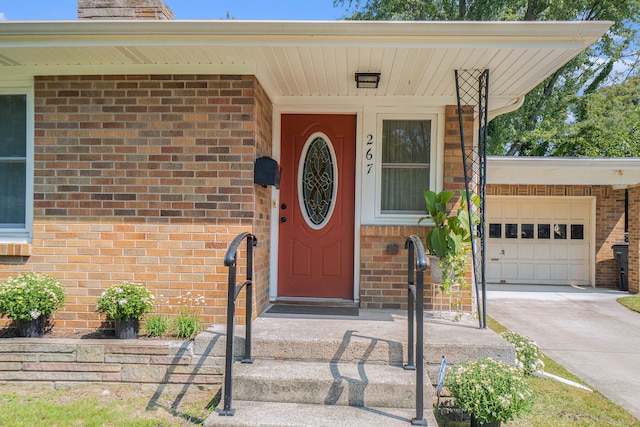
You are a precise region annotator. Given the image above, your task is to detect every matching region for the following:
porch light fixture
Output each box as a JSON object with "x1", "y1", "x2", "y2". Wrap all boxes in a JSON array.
[{"x1": 355, "y1": 72, "x2": 381, "y2": 89}]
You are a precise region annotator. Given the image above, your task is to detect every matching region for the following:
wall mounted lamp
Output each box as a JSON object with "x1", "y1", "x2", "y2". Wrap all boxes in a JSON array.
[{"x1": 355, "y1": 72, "x2": 381, "y2": 89}]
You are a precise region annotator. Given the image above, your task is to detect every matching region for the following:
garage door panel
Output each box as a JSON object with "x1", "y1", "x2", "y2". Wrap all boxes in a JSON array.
[
  {"x1": 535, "y1": 264, "x2": 551, "y2": 280},
  {"x1": 552, "y1": 245, "x2": 568, "y2": 261},
  {"x1": 534, "y1": 244, "x2": 552, "y2": 260},
  {"x1": 486, "y1": 196, "x2": 591, "y2": 286},
  {"x1": 551, "y1": 264, "x2": 568, "y2": 280}
]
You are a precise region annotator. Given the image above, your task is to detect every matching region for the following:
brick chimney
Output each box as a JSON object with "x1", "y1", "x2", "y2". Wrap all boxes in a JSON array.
[{"x1": 78, "y1": 0, "x2": 174, "y2": 20}]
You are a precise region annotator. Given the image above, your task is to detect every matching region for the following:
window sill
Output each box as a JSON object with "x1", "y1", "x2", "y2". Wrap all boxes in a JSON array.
[{"x1": 0, "y1": 243, "x2": 32, "y2": 256}]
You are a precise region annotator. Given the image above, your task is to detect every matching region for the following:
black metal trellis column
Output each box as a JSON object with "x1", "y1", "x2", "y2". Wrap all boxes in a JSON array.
[{"x1": 455, "y1": 69, "x2": 490, "y2": 329}]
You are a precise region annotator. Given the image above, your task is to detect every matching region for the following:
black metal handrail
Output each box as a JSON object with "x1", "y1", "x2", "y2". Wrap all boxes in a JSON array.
[
  {"x1": 404, "y1": 235, "x2": 428, "y2": 426},
  {"x1": 219, "y1": 232, "x2": 257, "y2": 417}
]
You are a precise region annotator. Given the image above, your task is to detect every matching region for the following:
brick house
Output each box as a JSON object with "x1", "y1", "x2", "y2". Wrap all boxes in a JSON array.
[{"x1": 0, "y1": 1, "x2": 624, "y2": 335}]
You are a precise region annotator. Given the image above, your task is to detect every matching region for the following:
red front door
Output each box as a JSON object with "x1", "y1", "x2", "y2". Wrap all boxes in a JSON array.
[{"x1": 278, "y1": 114, "x2": 356, "y2": 299}]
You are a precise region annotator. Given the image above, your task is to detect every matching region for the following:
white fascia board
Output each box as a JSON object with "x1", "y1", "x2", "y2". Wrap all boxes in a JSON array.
[
  {"x1": 488, "y1": 157, "x2": 640, "y2": 186},
  {"x1": 0, "y1": 20, "x2": 613, "y2": 49},
  {"x1": 0, "y1": 63, "x2": 256, "y2": 77}
]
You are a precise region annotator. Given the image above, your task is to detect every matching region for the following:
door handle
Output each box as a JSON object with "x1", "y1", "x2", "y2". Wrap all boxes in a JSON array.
[{"x1": 280, "y1": 216, "x2": 287, "y2": 223}]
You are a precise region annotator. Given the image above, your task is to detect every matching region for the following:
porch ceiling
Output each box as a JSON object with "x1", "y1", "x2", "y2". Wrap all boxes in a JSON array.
[{"x1": 0, "y1": 20, "x2": 612, "y2": 111}]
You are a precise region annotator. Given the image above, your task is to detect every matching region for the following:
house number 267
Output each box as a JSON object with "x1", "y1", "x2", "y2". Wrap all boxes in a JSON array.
[{"x1": 366, "y1": 134, "x2": 373, "y2": 174}]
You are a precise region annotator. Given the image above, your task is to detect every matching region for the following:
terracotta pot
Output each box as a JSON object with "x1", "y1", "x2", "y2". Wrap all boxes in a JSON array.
[
  {"x1": 114, "y1": 317, "x2": 139, "y2": 339},
  {"x1": 15, "y1": 317, "x2": 45, "y2": 338}
]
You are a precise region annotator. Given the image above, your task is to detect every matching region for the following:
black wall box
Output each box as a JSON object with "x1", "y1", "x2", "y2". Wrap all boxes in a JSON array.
[{"x1": 253, "y1": 156, "x2": 281, "y2": 189}]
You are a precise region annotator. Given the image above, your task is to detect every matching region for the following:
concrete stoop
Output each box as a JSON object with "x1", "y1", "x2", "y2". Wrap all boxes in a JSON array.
[{"x1": 202, "y1": 309, "x2": 513, "y2": 426}]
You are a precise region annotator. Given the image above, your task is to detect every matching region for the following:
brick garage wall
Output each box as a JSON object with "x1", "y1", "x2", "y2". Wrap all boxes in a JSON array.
[
  {"x1": 359, "y1": 106, "x2": 474, "y2": 312},
  {"x1": 0, "y1": 74, "x2": 272, "y2": 333},
  {"x1": 628, "y1": 186, "x2": 640, "y2": 294},
  {"x1": 486, "y1": 184, "x2": 626, "y2": 288}
]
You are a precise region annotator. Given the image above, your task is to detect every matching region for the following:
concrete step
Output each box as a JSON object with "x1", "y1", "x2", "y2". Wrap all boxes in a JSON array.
[
  {"x1": 230, "y1": 359, "x2": 431, "y2": 409},
  {"x1": 205, "y1": 400, "x2": 438, "y2": 427}
]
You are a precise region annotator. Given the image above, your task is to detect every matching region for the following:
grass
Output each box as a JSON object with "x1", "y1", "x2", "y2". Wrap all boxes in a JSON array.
[
  {"x1": 618, "y1": 294, "x2": 640, "y2": 313},
  {"x1": 0, "y1": 383, "x2": 219, "y2": 427},
  {"x1": 436, "y1": 316, "x2": 640, "y2": 427}
]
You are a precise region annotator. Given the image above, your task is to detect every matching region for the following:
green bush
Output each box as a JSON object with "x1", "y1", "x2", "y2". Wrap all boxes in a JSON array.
[
  {"x1": 96, "y1": 282, "x2": 154, "y2": 321},
  {"x1": 501, "y1": 331, "x2": 545, "y2": 376},
  {"x1": 0, "y1": 273, "x2": 65, "y2": 321},
  {"x1": 445, "y1": 357, "x2": 532, "y2": 424}
]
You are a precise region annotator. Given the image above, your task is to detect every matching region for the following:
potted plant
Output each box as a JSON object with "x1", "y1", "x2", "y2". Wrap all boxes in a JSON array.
[
  {"x1": 418, "y1": 189, "x2": 479, "y2": 294},
  {"x1": 96, "y1": 281, "x2": 154, "y2": 339},
  {"x1": 444, "y1": 357, "x2": 532, "y2": 426},
  {"x1": 0, "y1": 273, "x2": 65, "y2": 337}
]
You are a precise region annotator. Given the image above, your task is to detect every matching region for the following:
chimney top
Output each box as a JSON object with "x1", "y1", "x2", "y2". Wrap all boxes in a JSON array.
[{"x1": 78, "y1": 0, "x2": 175, "y2": 20}]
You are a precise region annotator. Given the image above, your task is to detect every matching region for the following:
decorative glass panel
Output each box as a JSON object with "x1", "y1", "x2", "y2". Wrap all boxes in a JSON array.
[
  {"x1": 381, "y1": 119, "x2": 430, "y2": 213},
  {"x1": 301, "y1": 137, "x2": 335, "y2": 227}
]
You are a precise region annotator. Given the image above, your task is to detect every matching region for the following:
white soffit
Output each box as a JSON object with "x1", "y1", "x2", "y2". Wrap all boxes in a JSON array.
[
  {"x1": 488, "y1": 157, "x2": 640, "y2": 186},
  {"x1": 0, "y1": 20, "x2": 612, "y2": 110}
]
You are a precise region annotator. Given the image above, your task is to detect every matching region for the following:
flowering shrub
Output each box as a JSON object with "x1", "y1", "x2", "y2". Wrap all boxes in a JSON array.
[
  {"x1": 96, "y1": 282, "x2": 154, "y2": 320},
  {"x1": 501, "y1": 331, "x2": 545, "y2": 376},
  {"x1": 0, "y1": 273, "x2": 65, "y2": 322},
  {"x1": 444, "y1": 357, "x2": 532, "y2": 424}
]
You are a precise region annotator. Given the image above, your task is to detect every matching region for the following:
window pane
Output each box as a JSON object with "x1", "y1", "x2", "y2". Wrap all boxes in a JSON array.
[
  {"x1": 538, "y1": 224, "x2": 551, "y2": 239},
  {"x1": 521, "y1": 224, "x2": 534, "y2": 239},
  {"x1": 506, "y1": 224, "x2": 518, "y2": 238},
  {"x1": 571, "y1": 224, "x2": 584, "y2": 240},
  {"x1": 382, "y1": 120, "x2": 431, "y2": 163},
  {"x1": 381, "y1": 119, "x2": 431, "y2": 213},
  {"x1": 489, "y1": 223, "x2": 502, "y2": 238},
  {"x1": 0, "y1": 162, "x2": 26, "y2": 226},
  {"x1": 381, "y1": 167, "x2": 429, "y2": 212},
  {"x1": 554, "y1": 224, "x2": 567, "y2": 239},
  {"x1": 0, "y1": 95, "x2": 27, "y2": 158}
]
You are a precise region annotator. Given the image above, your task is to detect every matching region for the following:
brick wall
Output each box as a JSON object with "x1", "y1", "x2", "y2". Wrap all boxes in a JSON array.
[
  {"x1": 487, "y1": 184, "x2": 626, "y2": 288},
  {"x1": 359, "y1": 106, "x2": 474, "y2": 313},
  {"x1": 628, "y1": 186, "x2": 639, "y2": 293},
  {"x1": 0, "y1": 74, "x2": 272, "y2": 333}
]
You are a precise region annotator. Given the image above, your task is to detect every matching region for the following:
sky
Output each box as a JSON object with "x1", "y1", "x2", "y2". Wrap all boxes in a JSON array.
[{"x1": 0, "y1": 0, "x2": 351, "y2": 21}]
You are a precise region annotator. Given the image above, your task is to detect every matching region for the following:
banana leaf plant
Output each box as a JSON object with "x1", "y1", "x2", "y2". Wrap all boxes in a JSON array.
[{"x1": 418, "y1": 189, "x2": 480, "y2": 293}]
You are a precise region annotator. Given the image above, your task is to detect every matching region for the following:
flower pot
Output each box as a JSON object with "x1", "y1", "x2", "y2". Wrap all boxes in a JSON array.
[
  {"x1": 15, "y1": 317, "x2": 45, "y2": 338},
  {"x1": 114, "y1": 317, "x2": 139, "y2": 339},
  {"x1": 470, "y1": 414, "x2": 501, "y2": 427}
]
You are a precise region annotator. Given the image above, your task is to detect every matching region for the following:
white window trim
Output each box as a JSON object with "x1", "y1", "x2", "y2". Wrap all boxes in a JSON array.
[
  {"x1": 0, "y1": 84, "x2": 34, "y2": 243},
  {"x1": 361, "y1": 107, "x2": 444, "y2": 225}
]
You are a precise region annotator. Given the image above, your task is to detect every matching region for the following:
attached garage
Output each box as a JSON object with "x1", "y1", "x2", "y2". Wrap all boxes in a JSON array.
[
  {"x1": 487, "y1": 157, "x2": 640, "y2": 290},
  {"x1": 486, "y1": 196, "x2": 593, "y2": 286}
]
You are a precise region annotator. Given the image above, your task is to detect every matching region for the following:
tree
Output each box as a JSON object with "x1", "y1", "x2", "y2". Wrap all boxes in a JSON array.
[{"x1": 335, "y1": 0, "x2": 640, "y2": 157}]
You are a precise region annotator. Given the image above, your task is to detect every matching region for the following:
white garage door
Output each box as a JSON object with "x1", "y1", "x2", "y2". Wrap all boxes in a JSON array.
[{"x1": 486, "y1": 196, "x2": 592, "y2": 286}]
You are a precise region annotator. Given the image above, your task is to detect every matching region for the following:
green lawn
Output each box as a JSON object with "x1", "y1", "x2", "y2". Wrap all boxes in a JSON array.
[
  {"x1": 618, "y1": 294, "x2": 640, "y2": 313},
  {"x1": 0, "y1": 383, "x2": 217, "y2": 427}
]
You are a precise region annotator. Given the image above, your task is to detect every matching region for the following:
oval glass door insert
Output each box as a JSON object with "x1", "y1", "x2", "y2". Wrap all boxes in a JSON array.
[{"x1": 298, "y1": 134, "x2": 338, "y2": 229}]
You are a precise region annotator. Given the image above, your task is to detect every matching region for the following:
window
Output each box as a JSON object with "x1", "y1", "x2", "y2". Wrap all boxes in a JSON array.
[
  {"x1": 505, "y1": 224, "x2": 518, "y2": 239},
  {"x1": 571, "y1": 224, "x2": 584, "y2": 240},
  {"x1": 538, "y1": 224, "x2": 551, "y2": 239},
  {"x1": 521, "y1": 224, "x2": 534, "y2": 239},
  {"x1": 554, "y1": 224, "x2": 567, "y2": 240},
  {"x1": 489, "y1": 223, "x2": 502, "y2": 238},
  {"x1": 0, "y1": 89, "x2": 32, "y2": 241},
  {"x1": 380, "y1": 119, "x2": 431, "y2": 213}
]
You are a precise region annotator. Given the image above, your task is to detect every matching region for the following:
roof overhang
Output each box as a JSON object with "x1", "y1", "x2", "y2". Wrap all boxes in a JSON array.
[
  {"x1": 487, "y1": 157, "x2": 640, "y2": 187},
  {"x1": 0, "y1": 20, "x2": 612, "y2": 110}
]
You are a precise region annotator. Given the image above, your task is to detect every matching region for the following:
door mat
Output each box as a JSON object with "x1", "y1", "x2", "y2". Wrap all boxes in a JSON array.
[{"x1": 265, "y1": 304, "x2": 359, "y2": 316}]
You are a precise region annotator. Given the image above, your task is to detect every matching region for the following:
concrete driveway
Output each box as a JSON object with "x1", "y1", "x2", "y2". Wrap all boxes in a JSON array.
[{"x1": 487, "y1": 284, "x2": 640, "y2": 420}]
